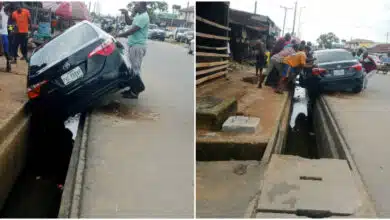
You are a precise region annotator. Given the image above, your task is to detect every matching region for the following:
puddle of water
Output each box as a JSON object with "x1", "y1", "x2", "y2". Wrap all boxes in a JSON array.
[
  {"x1": 290, "y1": 86, "x2": 308, "y2": 128},
  {"x1": 242, "y1": 76, "x2": 258, "y2": 84},
  {"x1": 64, "y1": 114, "x2": 81, "y2": 140}
]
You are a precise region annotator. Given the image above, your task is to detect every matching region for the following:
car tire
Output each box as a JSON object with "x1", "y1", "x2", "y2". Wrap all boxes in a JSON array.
[{"x1": 352, "y1": 84, "x2": 363, "y2": 93}]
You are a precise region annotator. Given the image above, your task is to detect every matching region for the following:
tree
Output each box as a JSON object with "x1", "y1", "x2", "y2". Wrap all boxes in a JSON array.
[
  {"x1": 172, "y1": 4, "x2": 181, "y2": 14},
  {"x1": 341, "y1": 39, "x2": 347, "y2": 44},
  {"x1": 127, "y1": 1, "x2": 168, "y2": 23},
  {"x1": 316, "y1": 32, "x2": 340, "y2": 49}
]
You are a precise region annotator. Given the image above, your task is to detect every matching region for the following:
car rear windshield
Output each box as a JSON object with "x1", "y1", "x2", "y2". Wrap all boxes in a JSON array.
[
  {"x1": 315, "y1": 50, "x2": 354, "y2": 63},
  {"x1": 30, "y1": 23, "x2": 98, "y2": 67}
]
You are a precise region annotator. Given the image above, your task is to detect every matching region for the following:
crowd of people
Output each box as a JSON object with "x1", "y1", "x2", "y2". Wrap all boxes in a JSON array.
[
  {"x1": 254, "y1": 33, "x2": 315, "y2": 93},
  {"x1": 0, "y1": 2, "x2": 31, "y2": 72}
]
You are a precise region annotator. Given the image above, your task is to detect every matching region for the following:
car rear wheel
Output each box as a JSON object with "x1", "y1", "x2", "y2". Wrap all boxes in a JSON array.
[{"x1": 352, "y1": 84, "x2": 363, "y2": 93}]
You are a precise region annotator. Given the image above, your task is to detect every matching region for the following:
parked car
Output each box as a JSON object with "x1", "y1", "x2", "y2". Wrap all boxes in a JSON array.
[
  {"x1": 370, "y1": 55, "x2": 383, "y2": 68},
  {"x1": 189, "y1": 39, "x2": 194, "y2": 55},
  {"x1": 182, "y1": 31, "x2": 194, "y2": 43},
  {"x1": 174, "y1": 27, "x2": 190, "y2": 42},
  {"x1": 27, "y1": 21, "x2": 137, "y2": 120},
  {"x1": 309, "y1": 49, "x2": 366, "y2": 93},
  {"x1": 165, "y1": 30, "x2": 174, "y2": 39},
  {"x1": 149, "y1": 27, "x2": 165, "y2": 41}
]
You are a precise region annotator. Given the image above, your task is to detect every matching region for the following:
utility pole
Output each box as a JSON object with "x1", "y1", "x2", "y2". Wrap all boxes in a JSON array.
[
  {"x1": 254, "y1": 1, "x2": 257, "y2": 14},
  {"x1": 291, "y1": 1, "x2": 298, "y2": 37},
  {"x1": 386, "y1": 32, "x2": 389, "y2": 43},
  {"x1": 297, "y1": 6, "x2": 305, "y2": 39},
  {"x1": 185, "y1": 1, "x2": 189, "y2": 27},
  {"x1": 280, "y1": 5, "x2": 293, "y2": 36}
]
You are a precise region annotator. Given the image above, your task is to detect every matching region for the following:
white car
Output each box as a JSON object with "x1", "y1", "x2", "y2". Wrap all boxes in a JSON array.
[{"x1": 189, "y1": 39, "x2": 194, "y2": 55}]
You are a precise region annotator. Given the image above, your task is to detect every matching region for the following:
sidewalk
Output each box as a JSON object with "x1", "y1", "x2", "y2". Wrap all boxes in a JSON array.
[
  {"x1": 196, "y1": 65, "x2": 289, "y2": 217},
  {"x1": 0, "y1": 58, "x2": 28, "y2": 130}
]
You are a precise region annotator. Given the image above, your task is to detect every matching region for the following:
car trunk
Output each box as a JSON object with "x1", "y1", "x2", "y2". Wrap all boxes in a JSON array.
[{"x1": 317, "y1": 60, "x2": 359, "y2": 78}]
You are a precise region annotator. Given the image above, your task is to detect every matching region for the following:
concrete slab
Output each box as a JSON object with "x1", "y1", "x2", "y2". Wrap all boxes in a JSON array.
[
  {"x1": 196, "y1": 161, "x2": 263, "y2": 218},
  {"x1": 257, "y1": 155, "x2": 362, "y2": 216},
  {"x1": 196, "y1": 70, "x2": 288, "y2": 160},
  {"x1": 196, "y1": 96, "x2": 237, "y2": 130},
  {"x1": 222, "y1": 116, "x2": 260, "y2": 133}
]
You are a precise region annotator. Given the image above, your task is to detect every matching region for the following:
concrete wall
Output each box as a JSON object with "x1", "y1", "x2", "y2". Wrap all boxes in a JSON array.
[{"x1": 0, "y1": 106, "x2": 30, "y2": 209}]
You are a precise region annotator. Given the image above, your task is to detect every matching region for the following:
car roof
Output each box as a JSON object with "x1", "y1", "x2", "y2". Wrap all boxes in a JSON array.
[{"x1": 314, "y1": 48, "x2": 349, "y2": 54}]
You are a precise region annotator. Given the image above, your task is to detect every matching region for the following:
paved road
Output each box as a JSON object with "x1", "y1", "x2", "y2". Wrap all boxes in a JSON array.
[
  {"x1": 324, "y1": 73, "x2": 390, "y2": 217},
  {"x1": 80, "y1": 40, "x2": 194, "y2": 218}
]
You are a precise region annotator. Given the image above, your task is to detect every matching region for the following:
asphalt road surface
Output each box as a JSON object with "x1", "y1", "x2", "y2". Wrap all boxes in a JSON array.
[
  {"x1": 79, "y1": 40, "x2": 194, "y2": 218},
  {"x1": 324, "y1": 72, "x2": 390, "y2": 217}
]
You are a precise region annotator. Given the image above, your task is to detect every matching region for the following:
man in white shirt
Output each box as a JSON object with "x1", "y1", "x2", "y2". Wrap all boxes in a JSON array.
[{"x1": 0, "y1": 2, "x2": 11, "y2": 72}]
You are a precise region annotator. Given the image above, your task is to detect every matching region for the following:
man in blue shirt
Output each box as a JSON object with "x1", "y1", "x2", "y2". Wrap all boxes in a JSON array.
[{"x1": 116, "y1": 2, "x2": 149, "y2": 99}]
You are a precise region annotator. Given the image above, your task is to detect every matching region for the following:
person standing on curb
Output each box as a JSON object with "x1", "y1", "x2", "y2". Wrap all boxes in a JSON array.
[
  {"x1": 0, "y1": 2, "x2": 11, "y2": 72},
  {"x1": 11, "y1": 3, "x2": 30, "y2": 63},
  {"x1": 255, "y1": 41, "x2": 267, "y2": 88},
  {"x1": 115, "y1": 2, "x2": 149, "y2": 99}
]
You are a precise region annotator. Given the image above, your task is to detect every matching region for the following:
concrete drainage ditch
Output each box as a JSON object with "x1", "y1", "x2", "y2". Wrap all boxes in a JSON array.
[
  {"x1": 247, "y1": 85, "x2": 377, "y2": 218},
  {"x1": 0, "y1": 111, "x2": 85, "y2": 218}
]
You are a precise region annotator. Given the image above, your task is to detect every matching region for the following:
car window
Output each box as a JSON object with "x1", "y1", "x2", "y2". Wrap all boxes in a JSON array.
[
  {"x1": 30, "y1": 23, "x2": 98, "y2": 67},
  {"x1": 315, "y1": 50, "x2": 354, "y2": 63}
]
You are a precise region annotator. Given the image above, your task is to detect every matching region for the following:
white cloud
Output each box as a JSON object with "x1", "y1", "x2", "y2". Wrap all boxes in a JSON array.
[
  {"x1": 230, "y1": 0, "x2": 390, "y2": 43},
  {"x1": 88, "y1": 0, "x2": 191, "y2": 17}
]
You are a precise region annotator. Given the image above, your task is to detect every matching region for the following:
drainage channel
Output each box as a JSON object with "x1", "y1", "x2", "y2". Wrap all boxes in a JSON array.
[
  {"x1": 283, "y1": 82, "x2": 319, "y2": 159},
  {"x1": 253, "y1": 77, "x2": 376, "y2": 218},
  {"x1": 0, "y1": 113, "x2": 83, "y2": 218}
]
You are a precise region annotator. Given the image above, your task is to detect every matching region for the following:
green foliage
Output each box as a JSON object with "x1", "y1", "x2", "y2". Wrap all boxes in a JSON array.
[
  {"x1": 127, "y1": 1, "x2": 168, "y2": 23},
  {"x1": 316, "y1": 32, "x2": 340, "y2": 49}
]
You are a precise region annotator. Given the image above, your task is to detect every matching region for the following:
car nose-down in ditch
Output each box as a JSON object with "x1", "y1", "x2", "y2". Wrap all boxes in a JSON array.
[{"x1": 27, "y1": 21, "x2": 138, "y2": 119}]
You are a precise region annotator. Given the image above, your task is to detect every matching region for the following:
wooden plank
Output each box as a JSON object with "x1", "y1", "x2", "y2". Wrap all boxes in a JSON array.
[
  {"x1": 196, "y1": 71, "x2": 227, "y2": 85},
  {"x1": 197, "y1": 45, "x2": 228, "y2": 51},
  {"x1": 196, "y1": 15, "x2": 231, "y2": 31},
  {"x1": 196, "y1": 60, "x2": 229, "y2": 68},
  {"x1": 196, "y1": 64, "x2": 229, "y2": 76},
  {"x1": 196, "y1": 32, "x2": 230, "y2": 41},
  {"x1": 196, "y1": 52, "x2": 229, "y2": 58}
]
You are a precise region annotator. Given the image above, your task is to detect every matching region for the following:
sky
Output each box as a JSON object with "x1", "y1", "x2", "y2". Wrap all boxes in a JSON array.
[
  {"x1": 89, "y1": 0, "x2": 390, "y2": 43},
  {"x1": 230, "y1": 0, "x2": 390, "y2": 43},
  {"x1": 88, "y1": 0, "x2": 191, "y2": 17}
]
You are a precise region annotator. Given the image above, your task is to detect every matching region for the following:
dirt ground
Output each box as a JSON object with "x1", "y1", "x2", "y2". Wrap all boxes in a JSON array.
[
  {"x1": 0, "y1": 57, "x2": 28, "y2": 128},
  {"x1": 196, "y1": 65, "x2": 288, "y2": 217},
  {"x1": 196, "y1": 66, "x2": 287, "y2": 145}
]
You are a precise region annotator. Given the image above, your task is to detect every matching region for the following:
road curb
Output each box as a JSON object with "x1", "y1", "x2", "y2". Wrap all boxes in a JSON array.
[
  {"x1": 58, "y1": 112, "x2": 90, "y2": 218},
  {"x1": 316, "y1": 96, "x2": 377, "y2": 217},
  {"x1": 243, "y1": 92, "x2": 291, "y2": 218}
]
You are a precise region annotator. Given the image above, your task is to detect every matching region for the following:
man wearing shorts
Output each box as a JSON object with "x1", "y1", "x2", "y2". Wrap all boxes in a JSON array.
[
  {"x1": 115, "y1": 2, "x2": 149, "y2": 99},
  {"x1": 0, "y1": 2, "x2": 11, "y2": 72}
]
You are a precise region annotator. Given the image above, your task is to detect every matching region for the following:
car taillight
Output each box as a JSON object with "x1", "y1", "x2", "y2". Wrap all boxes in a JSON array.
[
  {"x1": 88, "y1": 39, "x2": 116, "y2": 58},
  {"x1": 27, "y1": 80, "x2": 48, "y2": 99},
  {"x1": 312, "y1": 68, "x2": 326, "y2": 76},
  {"x1": 350, "y1": 63, "x2": 362, "y2": 71}
]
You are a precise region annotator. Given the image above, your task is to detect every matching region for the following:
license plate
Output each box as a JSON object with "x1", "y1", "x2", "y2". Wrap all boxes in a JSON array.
[
  {"x1": 333, "y1": 69, "x2": 344, "y2": 76},
  {"x1": 61, "y1": 67, "x2": 84, "y2": 85}
]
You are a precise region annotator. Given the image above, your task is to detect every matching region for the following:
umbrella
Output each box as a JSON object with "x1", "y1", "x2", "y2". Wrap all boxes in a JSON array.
[{"x1": 42, "y1": 1, "x2": 90, "y2": 20}]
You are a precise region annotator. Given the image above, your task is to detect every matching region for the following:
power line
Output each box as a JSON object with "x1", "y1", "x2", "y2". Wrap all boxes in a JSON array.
[
  {"x1": 280, "y1": 5, "x2": 293, "y2": 36},
  {"x1": 291, "y1": 1, "x2": 298, "y2": 37}
]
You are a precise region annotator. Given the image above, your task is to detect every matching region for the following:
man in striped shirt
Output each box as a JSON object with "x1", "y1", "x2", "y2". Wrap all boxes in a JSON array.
[{"x1": 265, "y1": 43, "x2": 298, "y2": 77}]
